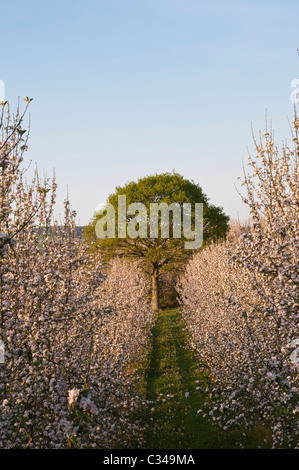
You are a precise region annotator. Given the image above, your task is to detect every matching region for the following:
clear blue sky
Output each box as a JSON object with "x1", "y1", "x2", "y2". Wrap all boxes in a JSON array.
[{"x1": 1, "y1": 0, "x2": 299, "y2": 224}]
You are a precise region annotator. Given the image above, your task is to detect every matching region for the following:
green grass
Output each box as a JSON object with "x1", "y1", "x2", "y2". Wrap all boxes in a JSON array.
[{"x1": 138, "y1": 308, "x2": 266, "y2": 449}]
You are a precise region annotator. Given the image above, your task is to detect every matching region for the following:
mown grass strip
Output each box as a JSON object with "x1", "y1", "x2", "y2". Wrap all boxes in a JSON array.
[{"x1": 143, "y1": 308, "x2": 265, "y2": 449}]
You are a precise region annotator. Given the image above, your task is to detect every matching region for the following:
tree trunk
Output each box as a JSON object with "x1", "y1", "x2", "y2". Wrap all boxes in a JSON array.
[{"x1": 151, "y1": 268, "x2": 160, "y2": 312}]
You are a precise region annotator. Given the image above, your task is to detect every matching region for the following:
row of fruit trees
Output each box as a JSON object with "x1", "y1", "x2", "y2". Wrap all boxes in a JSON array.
[
  {"x1": 0, "y1": 101, "x2": 154, "y2": 448},
  {"x1": 177, "y1": 115, "x2": 298, "y2": 448}
]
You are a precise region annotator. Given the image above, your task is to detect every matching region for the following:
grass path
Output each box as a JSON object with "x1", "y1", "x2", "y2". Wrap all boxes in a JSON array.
[{"x1": 142, "y1": 308, "x2": 261, "y2": 449}]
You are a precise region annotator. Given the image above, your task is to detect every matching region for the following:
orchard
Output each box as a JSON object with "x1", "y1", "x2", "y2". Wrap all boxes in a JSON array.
[{"x1": 0, "y1": 100, "x2": 298, "y2": 449}]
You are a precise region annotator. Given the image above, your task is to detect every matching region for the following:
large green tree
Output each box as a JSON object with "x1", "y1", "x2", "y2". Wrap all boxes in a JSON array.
[{"x1": 84, "y1": 172, "x2": 229, "y2": 311}]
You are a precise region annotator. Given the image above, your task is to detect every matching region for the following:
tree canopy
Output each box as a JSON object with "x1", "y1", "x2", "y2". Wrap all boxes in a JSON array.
[{"x1": 84, "y1": 171, "x2": 229, "y2": 311}]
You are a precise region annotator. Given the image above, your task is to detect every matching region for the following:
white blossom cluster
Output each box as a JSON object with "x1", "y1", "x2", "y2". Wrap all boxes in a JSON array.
[
  {"x1": 0, "y1": 102, "x2": 153, "y2": 448},
  {"x1": 177, "y1": 116, "x2": 298, "y2": 448}
]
